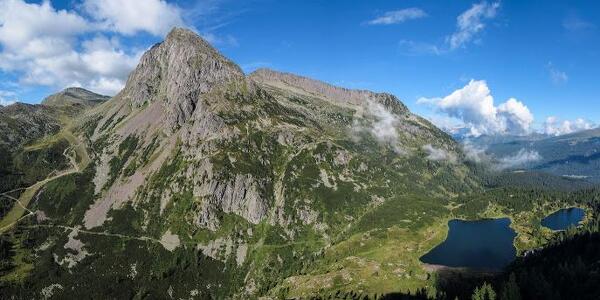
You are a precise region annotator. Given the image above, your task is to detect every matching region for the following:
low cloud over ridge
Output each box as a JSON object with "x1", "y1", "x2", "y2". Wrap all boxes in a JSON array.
[{"x1": 352, "y1": 100, "x2": 405, "y2": 154}]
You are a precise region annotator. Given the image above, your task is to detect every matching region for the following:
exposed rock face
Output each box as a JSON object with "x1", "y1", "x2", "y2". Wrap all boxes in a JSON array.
[
  {"x1": 84, "y1": 28, "x2": 252, "y2": 228},
  {"x1": 41, "y1": 87, "x2": 109, "y2": 107},
  {"x1": 120, "y1": 27, "x2": 245, "y2": 130},
  {"x1": 250, "y1": 68, "x2": 408, "y2": 114},
  {"x1": 194, "y1": 174, "x2": 269, "y2": 230},
  {"x1": 0, "y1": 87, "x2": 107, "y2": 149},
  {"x1": 0, "y1": 103, "x2": 60, "y2": 147}
]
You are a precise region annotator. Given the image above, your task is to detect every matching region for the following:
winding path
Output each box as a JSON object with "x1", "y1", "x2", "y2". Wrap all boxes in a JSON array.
[{"x1": 0, "y1": 129, "x2": 89, "y2": 233}]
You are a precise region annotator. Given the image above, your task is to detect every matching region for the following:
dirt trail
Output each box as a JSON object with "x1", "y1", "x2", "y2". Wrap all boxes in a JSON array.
[{"x1": 0, "y1": 129, "x2": 87, "y2": 233}]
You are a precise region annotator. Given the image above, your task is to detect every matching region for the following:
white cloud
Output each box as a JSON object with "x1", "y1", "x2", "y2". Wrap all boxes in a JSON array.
[
  {"x1": 543, "y1": 116, "x2": 595, "y2": 136},
  {"x1": 563, "y1": 15, "x2": 595, "y2": 31},
  {"x1": 0, "y1": 0, "x2": 89, "y2": 54},
  {"x1": 448, "y1": 2, "x2": 499, "y2": 50},
  {"x1": 422, "y1": 144, "x2": 457, "y2": 163},
  {"x1": 398, "y1": 40, "x2": 443, "y2": 56},
  {"x1": 497, "y1": 149, "x2": 541, "y2": 170},
  {"x1": 418, "y1": 80, "x2": 533, "y2": 137},
  {"x1": 461, "y1": 141, "x2": 489, "y2": 163},
  {"x1": 367, "y1": 8, "x2": 427, "y2": 25},
  {"x1": 83, "y1": 0, "x2": 184, "y2": 36},
  {"x1": 0, "y1": 1, "x2": 156, "y2": 96},
  {"x1": 201, "y1": 32, "x2": 239, "y2": 47},
  {"x1": 0, "y1": 90, "x2": 16, "y2": 106},
  {"x1": 497, "y1": 98, "x2": 534, "y2": 134},
  {"x1": 546, "y1": 62, "x2": 568, "y2": 84},
  {"x1": 353, "y1": 100, "x2": 405, "y2": 154},
  {"x1": 0, "y1": 98, "x2": 15, "y2": 106}
]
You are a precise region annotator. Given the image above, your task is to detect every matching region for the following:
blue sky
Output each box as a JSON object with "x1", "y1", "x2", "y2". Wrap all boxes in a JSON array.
[{"x1": 0, "y1": 0, "x2": 598, "y2": 136}]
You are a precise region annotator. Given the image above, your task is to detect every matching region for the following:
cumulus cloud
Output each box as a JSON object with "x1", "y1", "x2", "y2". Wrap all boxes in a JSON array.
[
  {"x1": 367, "y1": 8, "x2": 427, "y2": 25},
  {"x1": 418, "y1": 80, "x2": 534, "y2": 137},
  {"x1": 0, "y1": 0, "x2": 89, "y2": 54},
  {"x1": 83, "y1": 0, "x2": 184, "y2": 36},
  {"x1": 448, "y1": 1, "x2": 499, "y2": 50},
  {"x1": 0, "y1": 90, "x2": 17, "y2": 106},
  {"x1": 543, "y1": 116, "x2": 595, "y2": 136},
  {"x1": 497, "y1": 98, "x2": 535, "y2": 134},
  {"x1": 496, "y1": 149, "x2": 541, "y2": 170},
  {"x1": 0, "y1": 0, "x2": 182, "y2": 96},
  {"x1": 422, "y1": 144, "x2": 457, "y2": 163},
  {"x1": 546, "y1": 62, "x2": 568, "y2": 84},
  {"x1": 353, "y1": 100, "x2": 405, "y2": 154}
]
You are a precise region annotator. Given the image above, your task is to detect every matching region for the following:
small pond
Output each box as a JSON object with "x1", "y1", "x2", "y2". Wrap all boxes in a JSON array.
[
  {"x1": 420, "y1": 218, "x2": 517, "y2": 270},
  {"x1": 541, "y1": 207, "x2": 585, "y2": 231}
]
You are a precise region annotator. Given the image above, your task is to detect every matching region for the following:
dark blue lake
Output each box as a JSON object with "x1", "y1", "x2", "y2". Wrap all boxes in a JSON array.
[
  {"x1": 420, "y1": 218, "x2": 517, "y2": 270},
  {"x1": 541, "y1": 207, "x2": 585, "y2": 231}
]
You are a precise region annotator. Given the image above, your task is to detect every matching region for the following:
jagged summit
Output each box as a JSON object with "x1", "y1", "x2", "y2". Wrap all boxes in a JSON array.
[
  {"x1": 250, "y1": 68, "x2": 408, "y2": 114},
  {"x1": 116, "y1": 27, "x2": 245, "y2": 129},
  {"x1": 42, "y1": 87, "x2": 109, "y2": 107}
]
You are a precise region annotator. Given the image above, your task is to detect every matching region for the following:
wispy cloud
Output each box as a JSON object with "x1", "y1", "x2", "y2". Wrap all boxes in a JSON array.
[
  {"x1": 496, "y1": 149, "x2": 541, "y2": 170},
  {"x1": 422, "y1": 144, "x2": 457, "y2": 163},
  {"x1": 241, "y1": 61, "x2": 273, "y2": 73},
  {"x1": 447, "y1": 1, "x2": 500, "y2": 50},
  {"x1": 353, "y1": 100, "x2": 406, "y2": 154},
  {"x1": 546, "y1": 62, "x2": 568, "y2": 85},
  {"x1": 398, "y1": 40, "x2": 443, "y2": 56},
  {"x1": 201, "y1": 32, "x2": 239, "y2": 47},
  {"x1": 396, "y1": 2, "x2": 499, "y2": 56},
  {"x1": 367, "y1": 8, "x2": 427, "y2": 25},
  {"x1": 563, "y1": 15, "x2": 595, "y2": 31}
]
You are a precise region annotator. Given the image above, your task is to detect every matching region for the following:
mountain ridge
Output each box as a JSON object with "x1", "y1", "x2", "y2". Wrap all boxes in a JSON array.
[
  {"x1": 41, "y1": 87, "x2": 109, "y2": 107},
  {"x1": 0, "y1": 27, "x2": 482, "y2": 298}
]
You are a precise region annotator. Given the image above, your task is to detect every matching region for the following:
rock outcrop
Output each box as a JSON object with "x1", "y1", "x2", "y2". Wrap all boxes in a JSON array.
[
  {"x1": 120, "y1": 27, "x2": 246, "y2": 130},
  {"x1": 0, "y1": 103, "x2": 61, "y2": 147},
  {"x1": 250, "y1": 68, "x2": 408, "y2": 114}
]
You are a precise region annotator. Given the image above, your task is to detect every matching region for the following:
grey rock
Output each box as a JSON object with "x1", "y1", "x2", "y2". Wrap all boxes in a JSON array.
[
  {"x1": 120, "y1": 27, "x2": 245, "y2": 131},
  {"x1": 250, "y1": 68, "x2": 408, "y2": 114}
]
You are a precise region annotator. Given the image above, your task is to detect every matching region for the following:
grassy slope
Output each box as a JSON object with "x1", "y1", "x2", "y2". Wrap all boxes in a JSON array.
[{"x1": 0, "y1": 81, "x2": 593, "y2": 299}]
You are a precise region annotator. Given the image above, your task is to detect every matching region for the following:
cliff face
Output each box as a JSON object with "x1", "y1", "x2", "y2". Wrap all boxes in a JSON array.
[{"x1": 120, "y1": 28, "x2": 245, "y2": 130}]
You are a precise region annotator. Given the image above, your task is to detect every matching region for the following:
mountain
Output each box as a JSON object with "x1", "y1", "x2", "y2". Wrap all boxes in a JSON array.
[
  {"x1": 41, "y1": 87, "x2": 109, "y2": 108},
  {"x1": 0, "y1": 88, "x2": 107, "y2": 199},
  {"x1": 0, "y1": 87, "x2": 107, "y2": 149},
  {"x1": 0, "y1": 28, "x2": 484, "y2": 298},
  {"x1": 473, "y1": 129, "x2": 600, "y2": 182}
]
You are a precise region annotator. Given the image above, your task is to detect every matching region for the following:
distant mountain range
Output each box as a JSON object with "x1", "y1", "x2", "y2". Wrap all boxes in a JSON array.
[{"x1": 465, "y1": 128, "x2": 600, "y2": 182}]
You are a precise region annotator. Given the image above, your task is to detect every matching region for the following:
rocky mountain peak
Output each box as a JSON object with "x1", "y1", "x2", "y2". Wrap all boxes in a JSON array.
[
  {"x1": 119, "y1": 27, "x2": 245, "y2": 130},
  {"x1": 41, "y1": 87, "x2": 109, "y2": 107}
]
